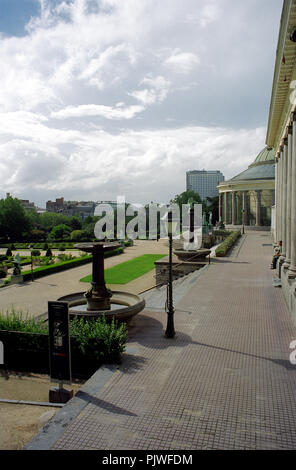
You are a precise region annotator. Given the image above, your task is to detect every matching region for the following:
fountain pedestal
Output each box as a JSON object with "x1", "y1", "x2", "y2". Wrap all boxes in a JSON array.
[{"x1": 75, "y1": 242, "x2": 119, "y2": 311}]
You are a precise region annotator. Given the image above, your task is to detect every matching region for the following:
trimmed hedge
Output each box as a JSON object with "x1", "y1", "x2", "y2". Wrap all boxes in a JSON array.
[
  {"x1": 22, "y1": 255, "x2": 92, "y2": 281},
  {"x1": 215, "y1": 230, "x2": 241, "y2": 257},
  {"x1": 21, "y1": 247, "x2": 123, "y2": 281}
]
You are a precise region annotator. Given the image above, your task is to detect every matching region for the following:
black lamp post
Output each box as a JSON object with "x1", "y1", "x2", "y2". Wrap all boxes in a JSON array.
[
  {"x1": 165, "y1": 211, "x2": 176, "y2": 339},
  {"x1": 242, "y1": 209, "x2": 245, "y2": 235}
]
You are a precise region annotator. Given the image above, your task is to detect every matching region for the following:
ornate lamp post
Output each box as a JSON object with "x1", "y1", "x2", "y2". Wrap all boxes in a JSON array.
[{"x1": 165, "y1": 211, "x2": 178, "y2": 338}]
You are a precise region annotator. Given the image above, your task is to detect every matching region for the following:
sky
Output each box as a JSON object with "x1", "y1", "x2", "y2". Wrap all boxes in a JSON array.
[{"x1": 0, "y1": 0, "x2": 283, "y2": 207}]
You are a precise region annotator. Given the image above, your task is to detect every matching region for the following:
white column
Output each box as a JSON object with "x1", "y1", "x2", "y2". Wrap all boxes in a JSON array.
[
  {"x1": 280, "y1": 139, "x2": 288, "y2": 262},
  {"x1": 224, "y1": 192, "x2": 228, "y2": 224},
  {"x1": 242, "y1": 191, "x2": 248, "y2": 225},
  {"x1": 232, "y1": 191, "x2": 236, "y2": 225},
  {"x1": 275, "y1": 156, "x2": 279, "y2": 241},
  {"x1": 289, "y1": 116, "x2": 296, "y2": 278},
  {"x1": 284, "y1": 126, "x2": 293, "y2": 268},
  {"x1": 277, "y1": 149, "x2": 283, "y2": 243},
  {"x1": 255, "y1": 190, "x2": 261, "y2": 227}
]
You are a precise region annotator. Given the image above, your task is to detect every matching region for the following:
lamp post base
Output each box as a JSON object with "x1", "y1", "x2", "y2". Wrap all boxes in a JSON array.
[{"x1": 165, "y1": 310, "x2": 175, "y2": 338}]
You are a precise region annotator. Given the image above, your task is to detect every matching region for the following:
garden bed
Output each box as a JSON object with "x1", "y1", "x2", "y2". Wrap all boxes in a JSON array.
[
  {"x1": 0, "y1": 313, "x2": 128, "y2": 379},
  {"x1": 215, "y1": 230, "x2": 241, "y2": 257}
]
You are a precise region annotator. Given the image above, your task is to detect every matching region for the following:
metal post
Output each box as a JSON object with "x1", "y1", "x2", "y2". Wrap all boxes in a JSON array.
[{"x1": 165, "y1": 231, "x2": 175, "y2": 338}]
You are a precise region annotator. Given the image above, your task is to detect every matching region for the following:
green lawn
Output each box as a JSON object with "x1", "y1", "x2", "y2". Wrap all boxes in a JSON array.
[{"x1": 80, "y1": 254, "x2": 166, "y2": 285}]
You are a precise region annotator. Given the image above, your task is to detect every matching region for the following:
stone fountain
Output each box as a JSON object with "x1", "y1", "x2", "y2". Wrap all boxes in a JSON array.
[{"x1": 58, "y1": 241, "x2": 145, "y2": 322}]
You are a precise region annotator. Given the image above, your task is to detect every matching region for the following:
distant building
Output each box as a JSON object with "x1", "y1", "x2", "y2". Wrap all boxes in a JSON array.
[
  {"x1": 46, "y1": 197, "x2": 65, "y2": 213},
  {"x1": 186, "y1": 170, "x2": 225, "y2": 200},
  {"x1": 6, "y1": 193, "x2": 36, "y2": 210},
  {"x1": 46, "y1": 197, "x2": 96, "y2": 220}
]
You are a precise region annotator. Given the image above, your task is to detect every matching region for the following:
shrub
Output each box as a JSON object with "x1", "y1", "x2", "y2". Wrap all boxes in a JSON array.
[
  {"x1": 0, "y1": 309, "x2": 47, "y2": 334},
  {"x1": 0, "y1": 269, "x2": 7, "y2": 279},
  {"x1": 0, "y1": 310, "x2": 128, "y2": 370},
  {"x1": 10, "y1": 244, "x2": 16, "y2": 250},
  {"x1": 70, "y1": 316, "x2": 128, "y2": 362},
  {"x1": 215, "y1": 231, "x2": 241, "y2": 257},
  {"x1": 59, "y1": 245, "x2": 66, "y2": 251},
  {"x1": 31, "y1": 249, "x2": 41, "y2": 256},
  {"x1": 6, "y1": 248, "x2": 12, "y2": 257},
  {"x1": 45, "y1": 248, "x2": 53, "y2": 257}
]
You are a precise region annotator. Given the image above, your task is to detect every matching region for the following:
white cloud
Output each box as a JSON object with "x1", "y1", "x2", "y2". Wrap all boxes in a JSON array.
[
  {"x1": 0, "y1": 0, "x2": 282, "y2": 206},
  {"x1": 129, "y1": 76, "x2": 171, "y2": 105},
  {"x1": 51, "y1": 103, "x2": 145, "y2": 120},
  {"x1": 165, "y1": 51, "x2": 200, "y2": 74}
]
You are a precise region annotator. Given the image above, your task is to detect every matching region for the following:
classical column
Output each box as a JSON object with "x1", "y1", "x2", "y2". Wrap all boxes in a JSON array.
[
  {"x1": 224, "y1": 192, "x2": 228, "y2": 224},
  {"x1": 277, "y1": 148, "x2": 283, "y2": 243},
  {"x1": 232, "y1": 191, "x2": 237, "y2": 225},
  {"x1": 289, "y1": 114, "x2": 296, "y2": 278},
  {"x1": 242, "y1": 191, "x2": 248, "y2": 225},
  {"x1": 275, "y1": 155, "x2": 279, "y2": 241},
  {"x1": 219, "y1": 193, "x2": 222, "y2": 219},
  {"x1": 284, "y1": 126, "x2": 293, "y2": 268},
  {"x1": 280, "y1": 139, "x2": 288, "y2": 262},
  {"x1": 255, "y1": 190, "x2": 261, "y2": 227}
]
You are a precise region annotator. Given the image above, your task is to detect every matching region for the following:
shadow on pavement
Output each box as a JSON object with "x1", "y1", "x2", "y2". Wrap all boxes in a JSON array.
[{"x1": 127, "y1": 313, "x2": 296, "y2": 372}]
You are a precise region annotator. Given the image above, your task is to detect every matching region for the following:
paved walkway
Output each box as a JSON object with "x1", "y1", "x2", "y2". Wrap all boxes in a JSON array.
[
  {"x1": 0, "y1": 240, "x2": 168, "y2": 317},
  {"x1": 27, "y1": 231, "x2": 296, "y2": 450}
]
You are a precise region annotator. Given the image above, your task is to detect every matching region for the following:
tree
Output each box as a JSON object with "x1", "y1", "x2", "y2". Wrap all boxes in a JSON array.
[
  {"x1": 170, "y1": 190, "x2": 202, "y2": 208},
  {"x1": 49, "y1": 224, "x2": 72, "y2": 240},
  {"x1": 204, "y1": 196, "x2": 219, "y2": 224},
  {"x1": 39, "y1": 212, "x2": 73, "y2": 233},
  {"x1": 0, "y1": 196, "x2": 32, "y2": 241},
  {"x1": 69, "y1": 216, "x2": 82, "y2": 231}
]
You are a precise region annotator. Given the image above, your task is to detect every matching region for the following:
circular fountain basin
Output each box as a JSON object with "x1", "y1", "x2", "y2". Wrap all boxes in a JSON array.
[
  {"x1": 57, "y1": 291, "x2": 145, "y2": 322},
  {"x1": 174, "y1": 248, "x2": 211, "y2": 261}
]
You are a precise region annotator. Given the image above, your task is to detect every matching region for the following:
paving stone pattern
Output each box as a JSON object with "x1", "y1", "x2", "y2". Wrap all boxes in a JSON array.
[{"x1": 52, "y1": 233, "x2": 296, "y2": 450}]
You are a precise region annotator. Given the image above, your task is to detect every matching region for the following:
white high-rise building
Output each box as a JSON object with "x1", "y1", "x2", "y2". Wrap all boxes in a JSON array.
[{"x1": 186, "y1": 170, "x2": 225, "y2": 200}]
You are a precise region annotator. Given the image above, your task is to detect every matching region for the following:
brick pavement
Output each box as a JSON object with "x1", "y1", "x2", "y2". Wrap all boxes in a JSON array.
[{"x1": 48, "y1": 232, "x2": 296, "y2": 449}]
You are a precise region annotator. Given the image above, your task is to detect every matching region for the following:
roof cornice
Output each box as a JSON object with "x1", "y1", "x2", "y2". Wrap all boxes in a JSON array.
[{"x1": 266, "y1": 0, "x2": 295, "y2": 148}]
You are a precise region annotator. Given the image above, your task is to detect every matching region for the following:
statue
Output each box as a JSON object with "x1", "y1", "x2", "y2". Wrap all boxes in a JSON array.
[{"x1": 12, "y1": 253, "x2": 21, "y2": 276}]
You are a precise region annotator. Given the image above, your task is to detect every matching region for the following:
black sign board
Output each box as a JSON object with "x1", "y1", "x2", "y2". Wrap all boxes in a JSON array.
[{"x1": 48, "y1": 301, "x2": 71, "y2": 384}]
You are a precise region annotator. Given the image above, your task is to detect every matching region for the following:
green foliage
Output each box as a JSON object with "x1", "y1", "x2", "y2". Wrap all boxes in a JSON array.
[
  {"x1": 31, "y1": 249, "x2": 41, "y2": 256},
  {"x1": 171, "y1": 190, "x2": 202, "y2": 207},
  {"x1": 49, "y1": 224, "x2": 72, "y2": 241},
  {"x1": 0, "y1": 196, "x2": 32, "y2": 241},
  {"x1": 0, "y1": 310, "x2": 128, "y2": 364},
  {"x1": 21, "y1": 254, "x2": 93, "y2": 281},
  {"x1": 38, "y1": 212, "x2": 74, "y2": 232},
  {"x1": 70, "y1": 229, "x2": 86, "y2": 241},
  {"x1": 81, "y1": 253, "x2": 166, "y2": 285},
  {"x1": 45, "y1": 247, "x2": 53, "y2": 257},
  {"x1": 57, "y1": 253, "x2": 76, "y2": 261},
  {"x1": 69, "y1": 216, "x2": 82, "y2": 231},
  {"x1": 5, "y1": 247, "x2": 12, "y2": 257},
  {"x1": 70, "y1": 316, "x2": 128, "y2": 361},
  {"x1": 29, "y1": 229, "x2": 46, "y2": 241},
  {"x1": 215, "y1": 231, "x2": 241, "y2": 257},
  {"x1": 0, "y1": 309, "x2": 48, "y2": 334}
]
